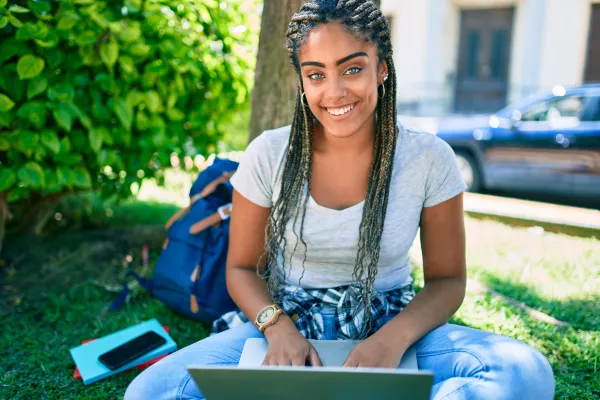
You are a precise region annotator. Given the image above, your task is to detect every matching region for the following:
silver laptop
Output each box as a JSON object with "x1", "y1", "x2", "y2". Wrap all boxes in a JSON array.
[{"x1": 189, "y1": 338, "x2": 433, "y2": 400}]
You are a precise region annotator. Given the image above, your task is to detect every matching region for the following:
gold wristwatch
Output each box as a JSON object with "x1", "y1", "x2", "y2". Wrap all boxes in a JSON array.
[{"x1": 255, "y1": 304, "x2": 284, "y2": 332}]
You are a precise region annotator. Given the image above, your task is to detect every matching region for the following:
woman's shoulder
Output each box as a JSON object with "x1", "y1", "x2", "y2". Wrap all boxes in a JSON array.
[
  {"x1": 241, "y1": 125, "x2": 291, "y2": 180},
  {"x1": 243, "y1": 125, "x2": 290, "y2": 167},
  {"x1": 254, "y1": 125, "x2": 292, "y2": 151}
]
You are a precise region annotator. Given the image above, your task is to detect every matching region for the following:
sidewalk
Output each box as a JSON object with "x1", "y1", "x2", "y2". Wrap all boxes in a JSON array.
[{"x1": 463, "y1": 193, "x2": 600, "y2": 238}]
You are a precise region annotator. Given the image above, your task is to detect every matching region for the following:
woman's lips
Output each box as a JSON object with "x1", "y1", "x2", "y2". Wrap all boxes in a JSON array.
[{"x1": 322, "y1": 101, "x2": 359, "y2": 119}]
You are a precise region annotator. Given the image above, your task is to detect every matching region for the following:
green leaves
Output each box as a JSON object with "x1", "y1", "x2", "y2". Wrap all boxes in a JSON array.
[
  {"x1": 57, "y1": 13, "x2": 80, "y2": 31},
  {"x1": 126, "y1": 90, "x2": 144, "y2": 108},
  {"x1": 0, "y1": 168, "x2": 17, "y2": 191},
  {"x1": 40, "y1": 130, "x2": 60, "y2": 154},
  {"x1": 14, "y1": 129, "x2": 38, "y2": 156},
  {"x1": 9, "y1": 5, "x2": 30, "y2": 14},
  {"x1": 26, "y1": 75, "x2": 47, "y2": 99},
  {"x1": 127, "y1": 42, "x2": 151, "y2": 57},
  {"x1": 88, "y1": 128, "x2": 103, "y2": 153},
  {"x1": 113, "y1": 98, "x2": 133, "y2": 132},
  {"x1": 47, "y1": 82, "x2": 74, "y2": 102},
  {"x1": 18, "y1": 162, "x2": 45, "y2": 188},
  {"x1": 27, "y1": 0, "x2": 51, "y2": 15},
  {"x1": 76, "y1": 31, "x2": 99, "y2": 46},
  {"x1": 0, "y1": 136, "x2": 9, "y2": 150},
  {"x1": 17, "y1": 101, "x2": 46, "y2": 129},
  {"x1": 0, "y1": 93, "x2": 15, "y2": 111},
  {"x1": 118, "y1": 22, "x2": 142, "y2": 43},
  {"x1": 145, "y1": 90, "x2": 160, "y2": 113},
  {"x1": 73, "y1": 166, "x2": 92, "y2": 188},
  {"x1": 57, "y1": 166, "x2": 74, "y2": 187},
  {"x1": 17, "y1": 55, "x2": 45, "y2": 79},
  {"x1": 52, "y1": 103, "x2": 79, "y2": 132},
  {"x1": 94, "y1": 74, "x2": 116, "y2": 94},
  {"x1": 100, "y1": 37, "x2": 119, "y2": 68},
  {"x1": 0, "y1": 0, "x2": 256, "y2": 212},
  {"x1": 0, "y1": 39, "x2": 23, "y2": 64},
  {"x1": 166, "y1": 108, "x2": 184, "y2": 121}
]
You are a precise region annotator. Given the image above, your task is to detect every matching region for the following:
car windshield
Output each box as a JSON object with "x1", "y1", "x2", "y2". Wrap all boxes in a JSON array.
[{"x1": 494, "y1": 92, "x2": 554, "y2": 119}]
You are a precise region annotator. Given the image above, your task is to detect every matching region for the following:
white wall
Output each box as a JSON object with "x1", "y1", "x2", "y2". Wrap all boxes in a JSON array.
[
  {"x1": 422, "y1": 0, "x2": 460, "y2": 114},
  {"x1": 380, "y1": 0, "x2": 431, "y2": 105},
  {"x1": 538, "y1": 0, "x2": 591, "y2": 90},
  {"x1": 505, "y1": 0, "x2": 545, "y2": 103},
  {"x1": 450, "y1": 0, "x2": 516, "y2": 7}
]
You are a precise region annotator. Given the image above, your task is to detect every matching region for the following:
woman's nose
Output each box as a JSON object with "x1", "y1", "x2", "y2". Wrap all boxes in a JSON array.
[{"x1": 325, "y1": 78, "x2": 348, "y2": 102}]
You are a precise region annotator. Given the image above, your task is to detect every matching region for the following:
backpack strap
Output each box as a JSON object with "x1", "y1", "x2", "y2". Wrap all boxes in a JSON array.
[
  {"x1": 189, "y1": 203, "x2": 232, "y2": 235},
  {"x1": 196, "y1": 171, "x2": 235, "y2": 200},
  {"x1": 164, "y1": 171, "x2": 235, "y2": 230},
  {"x1": 165, "y1": 206, "x2": 191, "y2": 230},
  {"x1": 109, "y1": 270, "x2": 155, "y2": 311}
]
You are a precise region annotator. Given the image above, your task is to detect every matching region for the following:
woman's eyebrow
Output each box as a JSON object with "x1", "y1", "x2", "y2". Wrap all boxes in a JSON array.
[{"x1": 300, "y1": 51, "x2": 368, "y2": 68}]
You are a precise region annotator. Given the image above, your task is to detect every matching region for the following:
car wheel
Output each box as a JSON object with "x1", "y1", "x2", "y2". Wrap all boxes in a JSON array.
[{"x1": 454, "y1": 151, "x2": 482, "y2": 192}]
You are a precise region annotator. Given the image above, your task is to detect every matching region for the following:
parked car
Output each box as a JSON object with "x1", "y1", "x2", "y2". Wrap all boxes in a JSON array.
[{"x1": 433, "y1": 84, "x2": 600, "y2": 200}]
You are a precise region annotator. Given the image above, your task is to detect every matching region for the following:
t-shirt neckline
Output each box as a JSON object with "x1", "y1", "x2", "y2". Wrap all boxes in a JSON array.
[{"x1": 307, "y1": 193, "x2": 365, "y2": 213}]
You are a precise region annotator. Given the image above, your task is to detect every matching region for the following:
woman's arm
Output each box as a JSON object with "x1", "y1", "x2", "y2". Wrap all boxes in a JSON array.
[
  {"x1": 226, "y1": 189, "x2": 323, "y2": 366},
  {"x1": 225, "y1": 189, "x2": 296, "y2": 339},
  {"x1": 375, "y1": 193, "x2": 467, "y2": 350}
]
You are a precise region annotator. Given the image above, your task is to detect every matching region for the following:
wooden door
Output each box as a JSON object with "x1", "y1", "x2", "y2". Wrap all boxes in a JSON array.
[
  {"x1": 584, "y1": 4, "x2": 600, "y2": 82},
  {"x1": 454, "y1": 8, "x2": 515, "y2": 113}
]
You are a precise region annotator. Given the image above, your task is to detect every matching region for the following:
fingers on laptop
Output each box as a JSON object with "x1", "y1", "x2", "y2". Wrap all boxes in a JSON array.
[{"x1": 261, "y1": 347, "x2": 322, "y2": 367}]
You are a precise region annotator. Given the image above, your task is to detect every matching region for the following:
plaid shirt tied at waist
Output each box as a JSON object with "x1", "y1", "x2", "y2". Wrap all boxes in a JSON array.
[{"x1": 210, "y1": 283, "x2": 415, "y2": 340}]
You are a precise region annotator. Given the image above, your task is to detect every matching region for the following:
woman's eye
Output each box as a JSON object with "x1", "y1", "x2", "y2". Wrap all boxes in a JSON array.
[
  {"x1": 308, "y1": 72, "x2": 324, "y2": 80},
  {"x1": 344, "y1": 67, "x2": 362, "y2": 75}
]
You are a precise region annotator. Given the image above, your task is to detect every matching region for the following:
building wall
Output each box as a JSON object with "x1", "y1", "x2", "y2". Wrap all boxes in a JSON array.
[
  {"x1": 380, "y1": 0, "x2": 431, "y2": 110},
  {"x1": 538, "y1": 0, "x2": 591, "y2": 90},
  {"x1": 381, "y1": 0, "x2": 599, "y2": 114}
]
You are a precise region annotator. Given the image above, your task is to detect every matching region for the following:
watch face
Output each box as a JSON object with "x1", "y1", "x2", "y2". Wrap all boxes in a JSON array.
[{"x1": 258, "y1": 307, "x2": 275, "y2": 324}]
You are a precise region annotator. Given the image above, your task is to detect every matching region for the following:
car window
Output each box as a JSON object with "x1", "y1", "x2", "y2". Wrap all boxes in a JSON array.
[
  {"x1": 521, "y1": 95, "x2": 587, "y2": 125},
  {"x1": 588, "y1": 96, "x2": 600, "y2": 122}
]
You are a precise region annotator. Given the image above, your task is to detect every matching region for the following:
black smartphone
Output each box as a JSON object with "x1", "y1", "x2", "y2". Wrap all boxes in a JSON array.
[{"x1": 98, "y1": 331, "x2": 167, "y2": 370}]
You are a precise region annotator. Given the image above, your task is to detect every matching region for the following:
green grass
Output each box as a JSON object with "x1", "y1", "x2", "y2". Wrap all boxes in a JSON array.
[{"x1": 1, "y1": 180, "x2": 598, "y2": 399}]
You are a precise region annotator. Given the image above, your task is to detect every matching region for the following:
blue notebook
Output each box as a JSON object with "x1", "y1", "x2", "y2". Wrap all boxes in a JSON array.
[{"x1": 69, "y1": 319, "x2": 177, "y2": 384}]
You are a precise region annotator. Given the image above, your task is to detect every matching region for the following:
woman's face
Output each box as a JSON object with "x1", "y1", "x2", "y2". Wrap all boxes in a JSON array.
[{"x1": 298, "y1": 21, "x2": 388, "y2": 139}]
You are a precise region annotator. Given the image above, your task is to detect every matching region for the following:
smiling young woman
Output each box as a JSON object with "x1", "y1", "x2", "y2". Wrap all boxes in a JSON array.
[{"x1": 124, "y1": 1, "x2": 555, "y2": 399}]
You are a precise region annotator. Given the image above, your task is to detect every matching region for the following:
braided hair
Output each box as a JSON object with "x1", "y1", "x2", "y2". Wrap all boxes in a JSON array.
[{"x1": 258, "y1": 0, "x2": 398, "y2": 339}]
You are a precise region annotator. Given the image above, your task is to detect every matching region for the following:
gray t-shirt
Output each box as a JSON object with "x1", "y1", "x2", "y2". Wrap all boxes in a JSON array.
[{"x1": 230, "y1": 124, "x2": 467, "y2": 291}]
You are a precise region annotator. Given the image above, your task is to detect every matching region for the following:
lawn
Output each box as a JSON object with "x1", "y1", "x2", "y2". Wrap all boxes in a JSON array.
[{"x1": 1, "y1": 175, "x2": 598, "y2": 399}]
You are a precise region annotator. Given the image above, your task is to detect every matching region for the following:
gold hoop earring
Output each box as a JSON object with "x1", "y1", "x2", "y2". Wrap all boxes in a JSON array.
[
  {"x1": 301, "y1": 91, "x2": 308, "y2": 105},
  {"x1": 378, "y1": 83, "x2": 386, "y2": 99}
]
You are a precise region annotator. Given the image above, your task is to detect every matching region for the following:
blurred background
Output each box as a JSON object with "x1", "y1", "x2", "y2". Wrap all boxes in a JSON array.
[
  {"x1": 0, "y1": 1, "x2": 598, "y2": 399},
  {"x1": 383, "y1": 0, "x2": 599, "y2": 115},
  {"x1": 380, "y1": 0, "x2": 600, "y2": 209}
]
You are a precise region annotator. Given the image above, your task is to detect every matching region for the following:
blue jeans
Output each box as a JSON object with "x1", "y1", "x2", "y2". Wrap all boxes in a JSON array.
[{"x1": 125, "y1": 310, "x2": 555, "y2": 400}]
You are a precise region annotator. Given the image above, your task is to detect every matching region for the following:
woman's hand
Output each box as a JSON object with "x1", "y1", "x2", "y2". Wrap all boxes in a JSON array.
[
  {"x1": 342, "y1": 332, "x2": 406, "y2": 368},
  {"x1": 261, "y1": 315, "x2": 323, "y2": 367}
]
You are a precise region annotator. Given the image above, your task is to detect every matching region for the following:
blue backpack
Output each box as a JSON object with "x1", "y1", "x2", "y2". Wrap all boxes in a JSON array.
[{"x1": 110, "y1": 158, "x2": 240, "y2": 323}]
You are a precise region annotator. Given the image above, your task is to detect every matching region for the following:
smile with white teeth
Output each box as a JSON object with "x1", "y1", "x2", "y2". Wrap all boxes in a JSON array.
[{"x1": 325, "y1": 102, "x2": 356, "y2": 116}]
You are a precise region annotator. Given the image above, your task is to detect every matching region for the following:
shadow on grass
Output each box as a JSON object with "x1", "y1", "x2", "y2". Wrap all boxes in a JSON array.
[
  {"x1": 478, "y1": 272, "x2": 599, "y2": 331},
  {"x1": 0, "y1": 199, "x2": 181, "y2": 317},
  {"x1": 459, "y1": 273, "x2": 600, "y2": 399},
  {"x1": 0, "y1": 197, "x2": 209, "y2": 397},
  {"x1": 412, "y1": 267, "x2": 599, "y2": 398},
  {"x1": 478, "y1": 281, "x2": 600, "y2": 400}
]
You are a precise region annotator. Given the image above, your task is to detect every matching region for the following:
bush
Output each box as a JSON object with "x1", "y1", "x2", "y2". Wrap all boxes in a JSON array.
[{"x1": 0, "y1": 0, "x2": 257, "y2": 246}]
